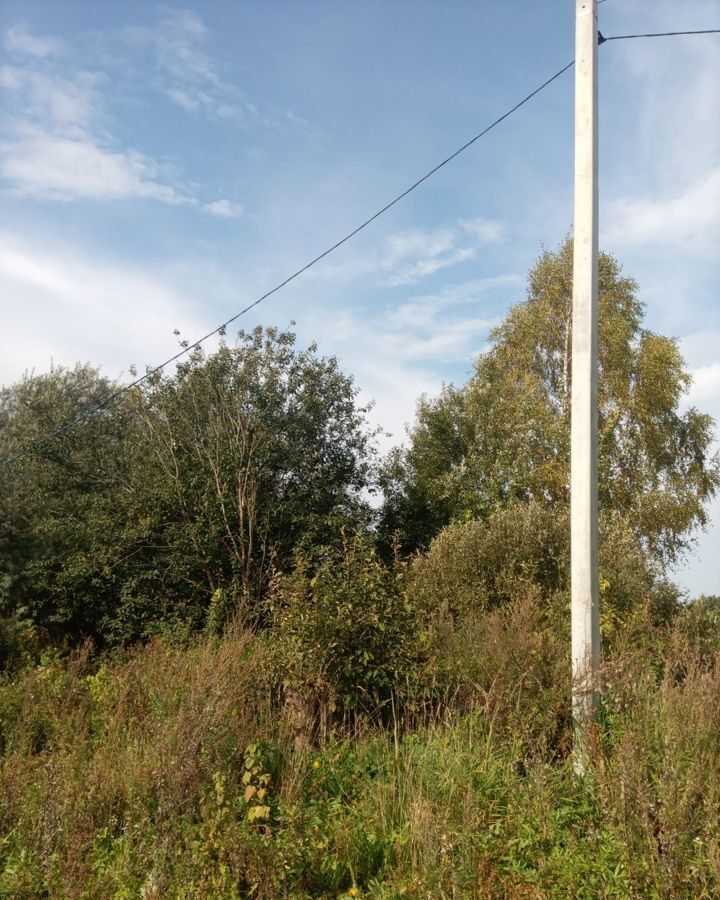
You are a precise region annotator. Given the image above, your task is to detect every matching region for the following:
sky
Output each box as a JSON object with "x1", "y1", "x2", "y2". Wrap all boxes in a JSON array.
[{"x1": 1, "y1": 0, "x2": 718, "y2": 596}]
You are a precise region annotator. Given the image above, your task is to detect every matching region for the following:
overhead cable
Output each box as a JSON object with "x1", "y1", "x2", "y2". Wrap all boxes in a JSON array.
[
  {"x1": 4, "y1": 24, "x2": 720, "y2": 466},
  {"x1": 3, "y1": 58, "x2": 575, "y2": 466},
  {"x1": 603, "y1": 29, "x2": 720, "y2": 41}
]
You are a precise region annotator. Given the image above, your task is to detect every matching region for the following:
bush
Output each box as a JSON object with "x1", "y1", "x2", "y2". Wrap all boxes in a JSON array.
[
  {"x1": 268, "y1": 534, "x2": 428, "y2": 736},
  {"x1": 430, "y1": 593, "x2": 571, "y2": 754},
  {"x1": 407, "y1": 502, "x2": 680, "y2": 634},
  {"x1": 0, "y1": 617, "x2": 43, "y2": 675},
  {"x1": 407, "y1": 502, "x2": 567, "y2": 625},
  {"x1": 2, "y1": 610, "x2": 720, "y2": 896},
  {"x1": 668, "y1": 594, "x2": 720, "y2": 663}
]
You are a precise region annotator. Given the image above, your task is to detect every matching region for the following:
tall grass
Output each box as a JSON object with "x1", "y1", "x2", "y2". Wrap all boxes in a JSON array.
[{"x1": 2, "y1": 604, "x2": 720, "y2": 897}]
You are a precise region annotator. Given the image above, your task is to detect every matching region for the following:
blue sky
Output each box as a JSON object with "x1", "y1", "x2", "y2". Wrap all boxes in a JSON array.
[{"x1": 1, "y1": 0, "x2": 718, "y2": 595}]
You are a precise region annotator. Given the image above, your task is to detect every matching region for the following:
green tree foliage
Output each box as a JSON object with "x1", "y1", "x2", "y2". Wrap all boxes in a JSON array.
[
  {"x1": 408, "y1": 502, "x2": 568, "y2": 625},
  {"x1": 0, "y1": 363, "x2": 132, "y2": 638},
  {"x1": 407, "y1": 502, "x2": 679, "y2": 635},
  {"x1": 107, "y1": 327, "x2": 376, "y2": 642},
  {"x1": 0, "y1": 328, "x2": 376, "y2": 644},
  {"x1": 381, "y1": 240, "x2": 720, "y2": 562},
  {"x1": 268, "y1": 533, "x2": 425, "y2": 722}
]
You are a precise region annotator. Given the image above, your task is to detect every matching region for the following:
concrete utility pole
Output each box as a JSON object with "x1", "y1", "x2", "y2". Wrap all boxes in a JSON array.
[{"x1": 571, "y1": 0, "x2": 600, "y2": 768}]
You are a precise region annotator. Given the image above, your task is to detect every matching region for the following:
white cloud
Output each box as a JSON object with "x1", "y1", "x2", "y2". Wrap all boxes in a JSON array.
[
  {"x1": 315, "y1": 219, "x2": 507, "y2": 287},
  {"x1": 0, "y1": 55, "x2": 190, "y2": 204},
  {"x1": 0, "y1": 126, "x2": 188, "y2": 203},
  {"x1": 133, "y1": 9, "x2": 215, "y2": 84},
  {"x1": 674, "y1": 337, "x2": 720, "y2": 598},
  {"x1": 689, "y1": 361, "x2": 720, "y2": 410},
  {"x1": 681, "y1": 331, "x2": 720, "y2": 373},
  {"x1": 0, "y1": 33, "x2": 239, "y2": 212},
  {"x1": 119, "y1": 9, "x2": 304, "y2": 130},
  {"x1": 384, "y1": 275, "x2": 519, "y2": 329},
  {"x1": 0, "y1": 65, "x2": 98, "y2": 133},
  {"x1": 202, "y1": 198, "x2": 243, "y2": 219},
  {"x1": 0, "y1": 233, "x2": 207, "y2": 387},
  {"x1": 601, "y1": 1, "x2": 720, "y2": 596},
  {"x1": 5, "y1": 24, "x2": 66, "y2": 58},
  {"x1": 382, "y1": 226, "x2": 473, "y2": 286},
  {"x1": 605, "y1": 166, "x2": 720, "y2": 253},
  {"x1": 299, "y1": 274, "x2": 515, "y2": 450},
  {"x1": 603, "y1": 4, "x2": 720, "y2": 262},
  {"x1": 357, "y1": 361, "x2": 439, "y2": 452},
  {"x1": 684, "y1": 358, "x2": 720, "y2": 473},
  {"x1": 459, "y1": 217, "x2": 507, "y2": 244},
  {"x1": 124, "y1": 9, "x2": 247, "y2": 122}
]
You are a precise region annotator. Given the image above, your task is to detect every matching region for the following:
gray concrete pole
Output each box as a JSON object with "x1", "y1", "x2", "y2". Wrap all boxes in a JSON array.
[{"x1": 571, "y1": 0, "x2": 600, "y2": 768}]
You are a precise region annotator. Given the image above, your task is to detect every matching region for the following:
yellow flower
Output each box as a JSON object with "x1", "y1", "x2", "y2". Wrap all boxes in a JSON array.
[
  {"x1": 348, "y1": 889, "x2": 360, "y2": 898},
  {"x1": 312, "y1": 760, "x2": 321, "y2": 770}
]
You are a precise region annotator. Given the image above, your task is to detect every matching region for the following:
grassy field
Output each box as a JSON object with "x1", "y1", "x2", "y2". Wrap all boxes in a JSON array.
[{"x1": 2, "y1": 599, "x2": 720, "y2": 898}]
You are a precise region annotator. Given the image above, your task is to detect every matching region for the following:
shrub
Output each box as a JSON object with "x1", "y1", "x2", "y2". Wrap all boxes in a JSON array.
[
  {"x1": 407, "y1": 502, "x2": 680, "y2": 633},
  {"x1": 268, "y1": 534, "x2": 428, "y2": 736},
  {"x1": 2, "y1": 610, "x2": 720, "y2": 896},
  {"x1": 407, "y1": 502, "x2": 567, "y2": 625},
  {"x1": 431, "y1": 592, "x2": 571, "y2": 754},
  {"x1": 676, "y1": 594, "x2": 720, "y2": 661},
  {"x1": 0, "y1": 616, "x2": 44, "y2": 675}
]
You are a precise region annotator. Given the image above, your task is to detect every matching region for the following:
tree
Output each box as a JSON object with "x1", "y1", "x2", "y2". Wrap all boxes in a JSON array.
[
  {"x1": 0, "y1": 328, "x2": 377, "y2": 645},
  {"x1": 0, "y1": 363, "x2": 132, "y2": 637},
  {"x1": 107, "y1": 326, "x2": 376, "y2": 641},
  {"x1": 381, "y1": 240, "x2": 720, "y2": 564}
]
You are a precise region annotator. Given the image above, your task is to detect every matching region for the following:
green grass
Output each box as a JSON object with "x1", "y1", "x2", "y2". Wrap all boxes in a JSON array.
[{"x1": 2, "y1": 612, "x2": 720, "y2": 898}]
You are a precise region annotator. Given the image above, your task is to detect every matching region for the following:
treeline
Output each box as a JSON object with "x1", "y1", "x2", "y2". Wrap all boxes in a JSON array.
[
  {"x1": 1, "y1": 325, "x2": 378, "y2": 647},
  {"x1": 2, "y1": 240, "x2": 716, "y2": 657}
]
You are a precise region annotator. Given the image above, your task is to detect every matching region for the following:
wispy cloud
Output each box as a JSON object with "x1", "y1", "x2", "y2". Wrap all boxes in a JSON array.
[
  {"x1": 458, "y1": 218, "x2": 507, "y2": 244},
  {"x1": 387, "y1": 219, "x2": 506, "y2": 286},
  {"x1": 603, "y1": 7, "x2": 720, "y2": 261},
  {"x1": 202, "y1": 198, "x2": 243, "y2": 219},
  {"x1": 0, "y1": 65, "x2": 98, "y2": 133},
  {"x1": 367, "y1": 277, "x2": 508, "y2": 362},
  {"x1": 0, "y1": 232, "x2": 207, "y2": 386},
  {"x1": 315, "y1": 218, "x2": 507, "y2": 287},
  {"x1": 0, "y1": 126, "x2": 188, "y2": 203},
  {"x1": 124, "y1": 9, "x2": 248, "y2": 122},
  {"x1": 0, "y1": 227, "x2": 504, "y2": 447},
  {"x1": 382, "y1": 274, "x2": 518, "y2": 331},
  {"x1": 383, "y1": 228, "x2": 474, "y2": 286},
  {"x1": 299, "y1": 274, "x2": 517, "y2": 449},
  {"x1": 0, "y1": 61, "x2": 190, "y2": 204},
  {"x1": 5, "y1": 24, "x2": 66, "y2": 58},
  {"x1": 0, "y1": 19, "x2": 241, "y2": 211},
  {"x1": 605, "y1": 166, "x2": 720, "y2": 254}
]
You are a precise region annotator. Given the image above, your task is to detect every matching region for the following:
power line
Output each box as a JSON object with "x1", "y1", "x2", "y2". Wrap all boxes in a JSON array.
[
  {"x1": 3, "y1": 58, "x2": 575, "y2": 467},
  {"x1": 604, "y1": 29, "x2": 720, "y2": 40},
  {"x1": 4, "y1": 23, "x2": 720, "y2": 467}
]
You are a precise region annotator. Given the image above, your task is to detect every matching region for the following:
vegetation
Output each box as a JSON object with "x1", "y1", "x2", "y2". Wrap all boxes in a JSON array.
[
  {"x1": 2, "y1": 602, "x2": 720, "y2": 897},
  {"x1": 0, "y1": 327, "x2": 375, "y2": 644},
  {"x1": 1, "y1": 242, "x2": 718, "y2": 896},
  {"x1": 380, "y1": 240, "x2": 719, "y2": 560}
]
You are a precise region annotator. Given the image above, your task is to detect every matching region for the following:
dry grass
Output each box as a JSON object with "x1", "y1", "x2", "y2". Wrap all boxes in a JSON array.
[
  {"x1": 2, "y1": 603, "x2": 720, "y2": 897},
  {"x1": 0, "y1": 626, "x2": 277, "y2": 894}
]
